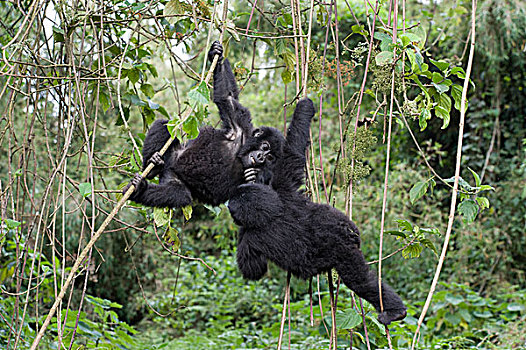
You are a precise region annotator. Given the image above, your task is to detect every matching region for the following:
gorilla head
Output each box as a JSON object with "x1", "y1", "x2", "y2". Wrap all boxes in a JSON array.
[{"x1": 237, "y1": 126, "x2": 284, "y2": 184}]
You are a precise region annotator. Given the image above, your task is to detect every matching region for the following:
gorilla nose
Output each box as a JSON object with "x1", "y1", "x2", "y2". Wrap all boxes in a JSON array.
[{"x1": 255, "y1": 151, "x2": 265, "y2": 163}]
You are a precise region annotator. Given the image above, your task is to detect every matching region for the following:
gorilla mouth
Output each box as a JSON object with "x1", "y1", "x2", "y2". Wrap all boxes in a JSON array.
[{"x1": 249, "y1": 155, "x2": 256, "y2": 165}]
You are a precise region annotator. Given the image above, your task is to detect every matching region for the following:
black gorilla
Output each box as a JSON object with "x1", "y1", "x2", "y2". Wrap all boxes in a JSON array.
[
  {"x1": 124, "y1": 42, "x2": 269, "y2": 208},
  {"x1": 228, "y1": 98, "x2": 407, "y2": 326}
]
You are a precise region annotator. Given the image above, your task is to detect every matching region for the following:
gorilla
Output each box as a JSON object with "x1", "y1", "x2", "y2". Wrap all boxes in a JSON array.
[
  {"x1": 228, "y1": 98, "x2": 407, "y2": 326},
  {"x1": 123, "y1": 41, "x2": 274, "y2": 208}
]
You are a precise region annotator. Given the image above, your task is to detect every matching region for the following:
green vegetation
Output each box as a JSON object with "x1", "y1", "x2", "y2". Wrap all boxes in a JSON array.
[{"x1": 1, "y1": 0, "x2": 525, "y2": 349}]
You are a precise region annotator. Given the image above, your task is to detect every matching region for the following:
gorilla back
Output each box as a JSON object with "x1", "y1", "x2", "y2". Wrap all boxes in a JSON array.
[{"x1": 123, "y1": 41, "x2": 254, "y2": 208}]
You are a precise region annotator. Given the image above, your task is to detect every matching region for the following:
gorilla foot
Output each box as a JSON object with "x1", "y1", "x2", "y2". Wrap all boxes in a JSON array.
[
  {"x1": 244, "y1": 168, "x2": 259, "y2": 183},
  {"x1": 208, "y1": 40, "x2": 223, "y2": 62},
  {"x1": 149, "y1": 152, "x2": 164, "y2": 167},
  {"x1": 122, "y1": 173, "x2": 143, "y2": 196},
  {"x1": 377, "y1": 307, "x2": 407, "y2": 326}
]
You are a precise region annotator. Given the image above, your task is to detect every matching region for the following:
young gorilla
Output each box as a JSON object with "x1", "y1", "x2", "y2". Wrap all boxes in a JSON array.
[
  {"x1": 123, "y1": 42, "x2": 271, "y2": 207},
  {"x1": 228, "y1": 99, "x2": 407, "y2": 326}
]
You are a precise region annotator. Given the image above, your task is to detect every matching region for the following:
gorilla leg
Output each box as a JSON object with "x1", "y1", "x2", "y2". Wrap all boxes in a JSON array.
[
  {"x1": 336, "y1": 248, "x2": 407, "y2": 326},
  {"x1": 124, "y1": 174, "x2": 192, "y2": 209},
  {"x1": 237, "y1": 233, "x2": 268, "y2": 280}
]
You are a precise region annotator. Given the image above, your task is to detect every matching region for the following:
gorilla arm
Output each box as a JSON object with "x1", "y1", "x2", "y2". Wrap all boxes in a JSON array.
[{"x1": 271, "y1": 98, "x2": 315, "y2": 192}]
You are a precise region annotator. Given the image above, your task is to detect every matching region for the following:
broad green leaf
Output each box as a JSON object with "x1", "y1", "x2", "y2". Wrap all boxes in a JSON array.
[
  {"x1": 153, "y1": 208, "x2": 170, "y2": 227},
  {"x1": 474, "y1": 311, "x2": 492, "y2": 318},
  {"x1": 275, "y1": 39, "x2": 287, "y2": 55},
  {"x1": 385, "y1": 230, "x2": 407, "y2": 239},
  {"x1": 430, "y1": 59, "x2": 450, "y2": 72},
  {"x1": 402, "y1": 244, "x2": 423, "y2": 259},
  {"x1": 282, "y1": 50, "x2": 296, "y2": 70},
  {"x1": 451, "y1": 84, "x2": 463, "y2": 111},
  {"x1": 164, "y1": 227, "x2": 181, "y2": 250},
  {"x1": 204, "y1": 204, "x2": 222, "y2": 216},
  {"x1": 458, "y1": 200, "x2": 478, "y2": 223},
  {"x1": 187, "y1": 82, "x2": 210, "y2": 107},
  {"x1": 419, "y1": 107, "x2": 431, "y2": 131},
  {"x1": 79, "y1": 183, "x2": 92, "y2": 198},
  {"x1": 420, "y1": 238, "x2": 438, "y2": 256},
  {"x1": 476, "y1": 197, "x2": 490, "y2": 210},
  {"x1": 183, "y1": 116, "x2": 199, "y2": 139},
  {"x1": 52, "y1": 26, "x2": 65, "y2": 43},
  {"x1": 128, "y1": 68, "x2": 140, "y2": 84},
  {"x1": 396, "y1": 219, "x2": 413, "y2": 232},
  {"x1": 140, "y1": 83, "x2": 155, "y2": 98},
  {"x1": 99, "y1": 92, "x2": 110, "y2": 113},
  {"x1": 335, "y1": 309, "x2": 362, "y2": 330},
  {"x1": 182, "y1": 205, "x2": 193, "y2": 221},
  {"x1": 507, "y1": 303, "x2": 526, "y2": 312},
  {"x1": 436, "y1": 94, "x2": 452, "y2": 129},
  {"x1": 4, "y1": 219, "x2": 21, "y2": 229},
  {"x1": 375, "y1": 51, "x2": 394, "y2": 66},
  {"x1": 281, "y1": 69, "x2": 293, "y2": 85},
  {"x1": 147, "y1": 99, "x2": 159, "y2": 110},
  {"x1": 445, "y1": 294, "x2": 464, "y2": 306},
  {"x1": 410, "y1": 181, "x2": 429, "y2": 204},
  {"x1": 351, "y1": 24, "x2": 366, "y2": 35}
]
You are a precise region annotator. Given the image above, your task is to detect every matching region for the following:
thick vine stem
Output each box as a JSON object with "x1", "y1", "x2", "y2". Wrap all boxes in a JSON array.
[{"x1": 411, "y1": 0, "x2": 477, "y2": 348}]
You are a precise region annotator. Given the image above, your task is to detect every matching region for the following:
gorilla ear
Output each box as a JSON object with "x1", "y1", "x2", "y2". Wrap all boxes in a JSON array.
[{"x1": 252, "y1": 128, "x2": 263, "y2": 137}]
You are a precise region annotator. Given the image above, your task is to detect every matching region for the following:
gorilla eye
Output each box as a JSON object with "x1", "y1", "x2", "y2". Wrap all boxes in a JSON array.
[
  {"x1": 253, "y1": 129, "x2": 263, "y2": 137},
  {"x1": 261, "y1": 142, "x2": 270, "y2": 151},
  {"x1": 267, "y1": 154, "x2": 275, "y2": 161}
]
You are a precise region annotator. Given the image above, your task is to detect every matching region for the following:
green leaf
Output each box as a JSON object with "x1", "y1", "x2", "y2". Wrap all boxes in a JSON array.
[
  {"x1": 52, "y1": 26, "x2": 65, "y2": 43},
  {"x1": 183, "y1": 116, "x2": 199, "y2": 139},
  {"x1": 476, "y1": 197, "x2": 490, "y2": 210},
  {"x1": 99, "y1": 92, "x2": 110, "y2": 113},
  {"x1": 458, "y1": 200, "x2": 478, "y2": 223},
  {"x1": 451, "y1": 84, "x2": 463, "y2": 111},
  {"x1": 419, "y1": 107, "x2": 431, "y2": 131},
  {"x1": 396, "y1": 219, "x2": 413, "y2": 232},
  {"x1": 445, "y1": 294, "x2": 464, "y2": 306},
  {"x1": 468, "y1": 168, "x2": 481, "y2": 187},
  {"x1": 507, "y1": 303, "x2": 525, "y2": 312},
  {"x1": 410, "y1": 181, "x2": 429, "y2": 204},
  {"x1": 128, "y1": 68, "x2": 140, "y2": 85},
  {"x1": 140, "y1": 83, "x2": 155, "y2": 98},
  {"x1": 281, "y1": 69, "x2": 293, "y2": 85},
  {"x1": 436, "y1": 94, "x2": 452, "y2": 129},
  {"x1": 275, "y1": 39, "x2": 287, "y2": 55},
  {"x1": 474, "y1": 311, "x2": 492, "y2": 318},
  {"x1": 78, "y1": 183, "x2": 92, "y2": 198},
  {"x1": 187, "y1": 82, "x2": 210, "y2": 107},
  {"x1": 335, "y1": 309, "x2": 362, "y2": 330},
  {"x1": 282, "y1": 50, "x2": 296, "y2": 70},
  {"x1": 402, "y1": 244, "x2": 423, "y2": 259},
  {"x1": 420, "y1": 238, "x2": 438, "y2": 256},
  {"x1": 204, "y1": 204, "x2": 222, "y2": 216},
  {"x1": 153, "y1": 208, "x2": 171, "y2": 227},
  {"x1": 351, "y1": 24, "x2": 366, "y2": 35},
  {"x1": 4, "y1": 219, "x2": 21, "y2": 230},
  {"x1": 375, "y1": 51, "x2": 394, "y2": 66},
  {"x1": 163, "y1": 227, "x2": 181, "y2": 251},
  {"x1": 430, "y1": 59, "x2": 450, "y2": 72},
  {"x1": 182, "y1": 205, "x2": 193, "y2": 221},
  {"x1": 385, "y1": 230, "x2": 407, "y2": 239}
]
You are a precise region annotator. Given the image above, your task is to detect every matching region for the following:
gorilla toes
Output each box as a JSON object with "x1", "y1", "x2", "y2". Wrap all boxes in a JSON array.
[
  {"x1": 122, "y1": 173, "x2": 144, "y2": 196},
  {"x1": 377, "y1": 307, "x2": 407, "y2": 326},
  {"x1": 149, "y1": 152, "x2": 164, "y2": 167},
  {"x1": 208, "y1": 40, "x2": 223, "y2": 62}
]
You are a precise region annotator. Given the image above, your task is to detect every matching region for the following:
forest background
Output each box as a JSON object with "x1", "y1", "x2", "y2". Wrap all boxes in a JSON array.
[{"x1": 0, "y1": 0, "x2": 525, "y2": 349}]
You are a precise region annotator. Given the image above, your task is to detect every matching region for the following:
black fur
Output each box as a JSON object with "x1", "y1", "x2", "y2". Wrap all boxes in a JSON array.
[
  {"x1": 228, "y1": 98, "x2": 407, "y2": 326},
  {"x1": 123, "y1": 41, "x2": 256, "y2": 208}
]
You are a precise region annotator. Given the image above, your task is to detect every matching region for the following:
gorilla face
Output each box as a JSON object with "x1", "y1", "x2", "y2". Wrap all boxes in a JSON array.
[{"x1": 238, "y1": 126, "x2": 284, "y2": 184}]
